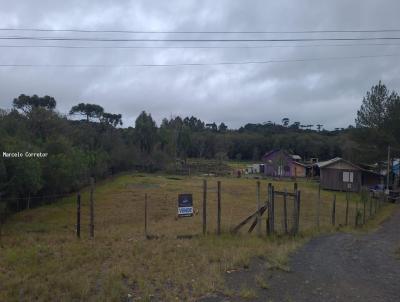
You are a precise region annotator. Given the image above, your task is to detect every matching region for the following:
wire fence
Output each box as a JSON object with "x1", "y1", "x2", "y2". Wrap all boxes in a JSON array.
[{"x1": 0, "y1": 178, "x2": 391, "y2": 241}]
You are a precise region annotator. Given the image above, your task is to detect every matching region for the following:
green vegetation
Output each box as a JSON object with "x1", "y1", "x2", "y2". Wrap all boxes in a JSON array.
[
  {"x1": 0, "y1": 173, "x2": 394, "y2": 301},
  {"x1": 239, "y1": 287, "x2": 258, "y2": 299},
  {"x1": 255, "y1": 274, "x2": 269, "y2": 289},
  {"x1": 1, "y1": 81, "x2": 400, "y2": 217}
]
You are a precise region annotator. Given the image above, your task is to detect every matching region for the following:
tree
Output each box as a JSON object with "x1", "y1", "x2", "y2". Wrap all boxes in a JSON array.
[
  {"x1": 69, "y1": 103, "x2": 104, "y2": 122},
  {"x1": 316, "y1": 124, "x2": 323, "y2": 131},
  {"x1": 206, "y1": 123, "x2": 218, "y2": 132},
  {"x1": 13, "y1": 94, "x2": 56, "y2": 113},
  {"x1": 282, "y1": 117, "x2": 290, "y2": 127},
  {"x1": 218, "y1": 122, "x2": 228, "y2": 132},
  {"x1": 355, "y1": 81, "x2": 399, "y2": 129},
  {"x1": 135, "y1": 111, "x2": 157, "y2": 154},
  {"x1": 101, "y1": 113, "x2": 123, "y2": 127},
  {"x1": 290, "y1": 122, "x2": 301, "y2": 130}
]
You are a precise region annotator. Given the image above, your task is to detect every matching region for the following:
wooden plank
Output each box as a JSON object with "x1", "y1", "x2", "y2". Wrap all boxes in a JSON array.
[
  {"x1": 274, "y1": 191, "x2": 296, "y2": 197},
  {"x1": 248, "y1": 206, "x2": 268, "y2": 233},
  {"x1": 232, "y1": 203, "x2": 268, "y2": 234}
]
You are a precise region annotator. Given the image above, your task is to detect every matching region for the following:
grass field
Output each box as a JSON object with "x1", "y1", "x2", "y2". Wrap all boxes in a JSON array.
[{"x1": 0, "y1": 173, "x2": 395, "y2": 301}]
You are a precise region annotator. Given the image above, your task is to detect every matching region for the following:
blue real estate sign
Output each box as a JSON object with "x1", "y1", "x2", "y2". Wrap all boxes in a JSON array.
[{"x1": 178, "y1": 194, "x2": 193, "y2": 217}]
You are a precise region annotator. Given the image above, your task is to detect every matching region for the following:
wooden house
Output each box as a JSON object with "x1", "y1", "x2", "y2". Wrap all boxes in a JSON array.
[
  {"x1": 317, "y1": 157, "x2": 381, "y2": 192},
  {"x1": 262, "y1": 150, "x2": 306, "y2": 177}
]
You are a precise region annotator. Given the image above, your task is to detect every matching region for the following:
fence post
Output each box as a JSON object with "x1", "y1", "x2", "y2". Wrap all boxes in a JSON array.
[
  {"x1": 266, "y1": 183, "x2": 271, "y2": 235},
  {"x1": 332, "y1": 194, "x2": 336, "y2": 226},
  {"x1": 271, "y1": 186, "x2": 275, "y2": 234},
  {"x1": 345, "y1": 190, "x2": 349, "y2": 226},
  {"x1": 89, "y1": 177, "x2": 95, "y2": 239},
  {"x1": 317, "y1": 183, "x2": 321, "y2": 230},
  {"x1": 77, "y1": 192, "x2": 81, "y2": 238},
  {"x1": 363, "y1": 190, "x2": 366, "y2": 225},
  {"x1": 292, "y1": 183, "x2": 298, "y2": 235},
  {"x1": 296, "y1": 190, "x2": 301, "y2": 234},
  {"x1": 256, "y1": 181, "x2": 261, "y2": 236},
  {"x1": 369, "y1": 193, "x2": 372, "y2": 218},
  {"x1": 355, "y1": 196, "x2": 359, "y2": 227},
  {"x1": 283, "y1": 188, "x2": 288, "y2": 234},
  {"x1": 217, "y1": 181, "x2": 221, "y2": 236},
  {"x1": 203, "y1": 179, "x2": 207, "y2": 235},
  {"x1": 144, "y1": 193, "x2": 148, "y2": 238}
]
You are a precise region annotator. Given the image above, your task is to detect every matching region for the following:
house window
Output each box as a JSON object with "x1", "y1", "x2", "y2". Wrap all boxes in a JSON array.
[{"x1": 343, "y1": 171, "x2": 354, "y2": 183}]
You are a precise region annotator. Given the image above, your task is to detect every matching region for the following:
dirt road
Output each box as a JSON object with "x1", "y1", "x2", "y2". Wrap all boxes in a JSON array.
[{"x1": 201, "y1": 206, "x2": 400, "y2": 302}]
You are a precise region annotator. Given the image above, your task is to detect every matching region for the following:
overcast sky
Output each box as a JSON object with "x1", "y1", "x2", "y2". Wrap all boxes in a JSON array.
[{"x1": 0, "y1": 0, "x2": 399, "y2": 129}]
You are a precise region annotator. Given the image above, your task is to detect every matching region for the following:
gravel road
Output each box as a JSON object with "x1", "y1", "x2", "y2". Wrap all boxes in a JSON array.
[{"x1": 200, "y1": 206, "x2": 400, "y2": 302}]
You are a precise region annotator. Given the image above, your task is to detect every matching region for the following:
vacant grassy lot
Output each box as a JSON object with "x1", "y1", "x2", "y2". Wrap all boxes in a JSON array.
[{"x1": 0, "y1": 173, "x2": 392, "y2": 301}]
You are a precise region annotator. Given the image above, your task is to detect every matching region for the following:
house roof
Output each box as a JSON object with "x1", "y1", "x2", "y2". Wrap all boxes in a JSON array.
[
  {"x1": 262, "y1": 149, "x2": 283, "y2": 158},
  {"x1": 317, "y1": 157, "x2": 382, "y2": 176},
  {"x1": 291, "y1": 154, "x2": 302, "y2": 161},
  {"x1": 262, "y1": 149, "x2": 299, "y2": 160},
  {"x1": 316, "y1": 157, "x2": 361, "y2": 170}
]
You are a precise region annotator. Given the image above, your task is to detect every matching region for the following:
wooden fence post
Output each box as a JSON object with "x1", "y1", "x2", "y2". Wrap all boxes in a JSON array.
[
  {"x1": 256, "y1": 181, "x2": 261, "y2": 236},
  {"x1": 369, "y1": 193, "x2": 372, "y2": 218},
  {"x1": 77, "y1": 193, "x2": 81, "y2": 238},
  {"x1": 292, "y1": 183, "x2": 298, "y2": 235},
  {"x1": 317, "y1": 183, "x2": 321, "y2": 230},
  {"x1": 217, "y1": 181, "x2": 221, "y2": 236},
  {"x1": 271, "y1": 186, "x2": 275, "y2": 234},
  {"x1": 283, "y1": 188, "x2": 288, "y2": 234},
  {"x1": 203, "y1": 179, "x2": 207, "y2": 235},
  {"x1": 363, "y1": 190, "x2": 366, "y2": 225},
  {"x1": 266, "y1": 183, "x2": 271, "y2": 235},
  {"x1": 296, "y1": 191, "x2": 301, "y2": 234},
  {"x1": 332, "y1": 194, "x2": 336, "y2": 226},
  {"x1": 355, "y1": 196, "x2": 359, "y2": 227},
  {"x1": 345, "y1": 190, "x2": 349, "y2": 226},
  {"x1": 89, "y1": 177, "x2": 95, "y2": 239},
  {"x1": 144, "y1": 193, "x2": 148, "y2": 237}
]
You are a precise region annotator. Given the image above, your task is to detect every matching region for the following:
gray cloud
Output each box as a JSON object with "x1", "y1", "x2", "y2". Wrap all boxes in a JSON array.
[{"x1": 0, "y1": 0, "x2": 400, "y2": 129}]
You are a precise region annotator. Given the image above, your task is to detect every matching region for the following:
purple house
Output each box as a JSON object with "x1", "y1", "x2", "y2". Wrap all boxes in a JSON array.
[{"x1": 262, "y1": 150, "x2": 306, "y2": 177}]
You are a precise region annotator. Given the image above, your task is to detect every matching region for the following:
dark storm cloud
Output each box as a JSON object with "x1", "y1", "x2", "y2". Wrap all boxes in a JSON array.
[{"x1": 0, "y1": 0, "x2": 400, "y2": 129}]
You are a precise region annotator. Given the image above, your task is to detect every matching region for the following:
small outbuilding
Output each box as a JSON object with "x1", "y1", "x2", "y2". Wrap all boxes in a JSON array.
[
  {"x1": 262, "y1": 149, "x2": 306, "y2": 177},
  {"x1": 317, "y1": 157, "x2": 382, "y2": 192}
]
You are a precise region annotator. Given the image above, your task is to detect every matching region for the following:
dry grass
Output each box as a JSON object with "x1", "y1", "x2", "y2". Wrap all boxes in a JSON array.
[{"x1": 0, "y1": 173, "x2": 393, "y2": 301}]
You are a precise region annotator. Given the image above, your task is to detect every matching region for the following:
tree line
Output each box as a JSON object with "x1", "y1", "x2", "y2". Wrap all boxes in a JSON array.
[{"x1": 0, "y1": 81, "x2": 399, "y2": 216}]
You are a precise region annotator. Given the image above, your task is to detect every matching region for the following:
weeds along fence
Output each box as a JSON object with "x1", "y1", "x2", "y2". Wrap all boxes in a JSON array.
[{"x1": 0, "y1": 177, "x2": 390, "y2": 242}]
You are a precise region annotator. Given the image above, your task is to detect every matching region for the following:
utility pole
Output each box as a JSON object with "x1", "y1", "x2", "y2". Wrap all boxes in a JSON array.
[{"x1": 386, "y1": 145, "x2": 390, "y2": 194}]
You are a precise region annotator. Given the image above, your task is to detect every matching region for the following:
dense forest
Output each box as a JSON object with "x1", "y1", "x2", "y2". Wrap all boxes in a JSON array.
[{"x1": 0, "y1": 81, "x2": 399, "y2": 215}]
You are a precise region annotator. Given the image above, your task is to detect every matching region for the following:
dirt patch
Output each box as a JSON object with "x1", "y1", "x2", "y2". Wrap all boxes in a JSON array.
[{"x1": 201, "y1": 206, "x2": 400, "y2": 302}]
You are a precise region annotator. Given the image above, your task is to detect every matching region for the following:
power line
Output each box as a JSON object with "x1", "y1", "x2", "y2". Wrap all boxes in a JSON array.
[
  {"x1": 2, "y1": 36, "x2": 400, "y2": 43},
  {"x1": 1, "y1": 27, "x2": 400, "y2": 34},
  {"x1": 1, "y1": 43, "x2": 400, "y2": 50},
  {"x1": 0, "y1": 53, "x2": 398, "y2": 68}
]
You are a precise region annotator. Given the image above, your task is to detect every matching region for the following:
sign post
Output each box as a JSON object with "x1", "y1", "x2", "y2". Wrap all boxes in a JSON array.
[{"x1": 177, "y1": 194, "x2": 193, "y2": 217}]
